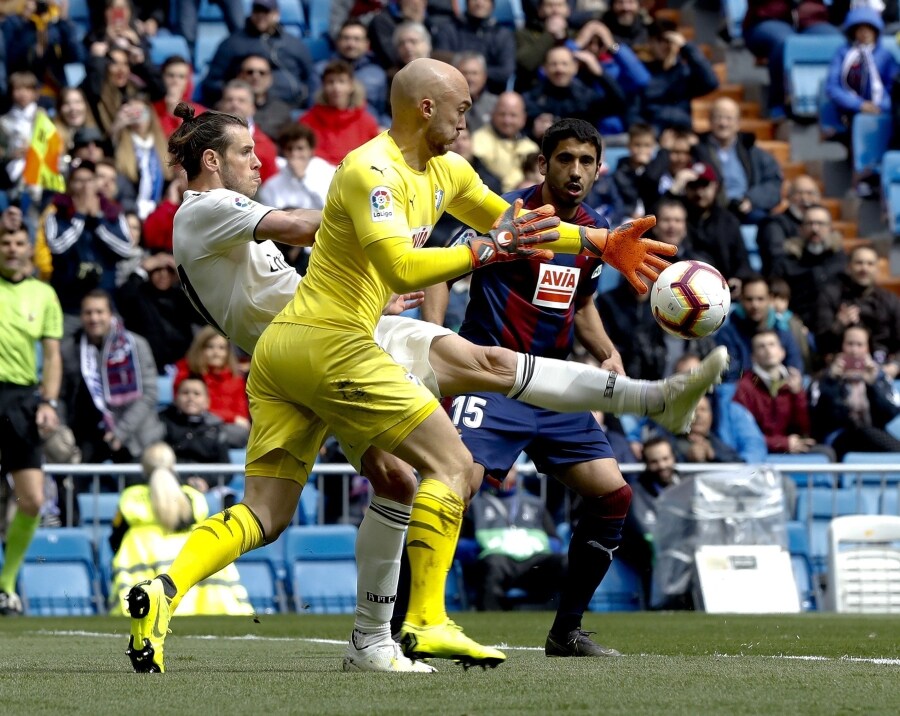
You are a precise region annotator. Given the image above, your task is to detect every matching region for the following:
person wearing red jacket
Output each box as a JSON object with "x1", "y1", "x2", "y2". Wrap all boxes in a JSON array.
[
  {"x1": 299, "y1": 60, "x2": 382, "y2": 166},
  {"x1": 733, "y1": 329, "x2": 821, "y2": 455},
  {"x1": 153, "y1": 56, "x2": 207, "y2": 138},
  {"x1": 174, "y1": 327, "x2": 250, "y2": 447}
]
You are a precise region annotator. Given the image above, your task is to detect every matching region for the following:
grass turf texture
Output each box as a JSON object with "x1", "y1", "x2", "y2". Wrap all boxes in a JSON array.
[{"x1": 1, "y1": 612, "x2": 898, "y2": 715}]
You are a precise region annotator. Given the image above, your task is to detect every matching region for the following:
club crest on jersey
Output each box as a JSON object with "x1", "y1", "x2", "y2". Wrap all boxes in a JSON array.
[
  {"x1": 233, "y1": 196, "x2": 251, "y2": 210},
  {"x1": 409, "y1": 225, "x2": 432, "y2": 248},
  {"x1": 533, "y1": 264, "x2": 580, "y2": 309},
  {"x1": 370, "y1": 186, "x2": 394, "y2": 222},
  {"x1": 434, "y1": 187, "x2": 444, "y2": 210},
  {"x1": 591, "y1": 264, "x2": 603, "y2": 279}
]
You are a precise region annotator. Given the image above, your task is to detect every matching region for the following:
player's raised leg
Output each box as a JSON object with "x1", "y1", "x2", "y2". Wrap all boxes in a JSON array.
[
  {"x1": 427, "y1": 333, "x2": 730, "y2": 434},
  {"x1": 126, "y1": 467, "x2": 300, "y2": 673},
  {"x1": 545, "y1": 459, "x2": 631, "y2": 657}
]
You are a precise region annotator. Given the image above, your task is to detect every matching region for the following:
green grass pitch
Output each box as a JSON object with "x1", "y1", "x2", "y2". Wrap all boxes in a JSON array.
[{"x1": 2, "y1": 612, "x2": 898, "y2": 715}]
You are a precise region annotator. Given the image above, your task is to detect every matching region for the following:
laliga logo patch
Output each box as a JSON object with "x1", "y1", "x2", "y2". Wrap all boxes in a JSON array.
[
  {"x1": 370, "y1": 186, "x2": 394, "y2": 222},
  {"x1": 234, "y1": 196, "x2": 251, "y2": 210}
]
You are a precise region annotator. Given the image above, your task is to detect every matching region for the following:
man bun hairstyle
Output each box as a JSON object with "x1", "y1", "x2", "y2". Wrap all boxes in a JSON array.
[{"x1": 167, "y1": 102, "x2": 248, "y2": 180}]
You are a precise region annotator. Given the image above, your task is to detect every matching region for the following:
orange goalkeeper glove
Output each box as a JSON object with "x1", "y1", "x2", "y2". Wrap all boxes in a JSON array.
[
  {"x1": 465, "y1": 199, "x2": 560, "y2": 269},
  {"x1": 578, "y1": 216, "x2": 676, "y2": 294}
]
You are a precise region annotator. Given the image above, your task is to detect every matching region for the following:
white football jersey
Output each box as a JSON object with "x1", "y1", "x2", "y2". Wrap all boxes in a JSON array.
[{"x1": 173, "y1": 188, "x2": 301, "y2": 354}]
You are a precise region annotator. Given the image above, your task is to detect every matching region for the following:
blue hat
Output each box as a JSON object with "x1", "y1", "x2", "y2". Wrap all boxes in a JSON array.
[{"x1": 842, "y1": 6, "x2": 884, "y2": 36}]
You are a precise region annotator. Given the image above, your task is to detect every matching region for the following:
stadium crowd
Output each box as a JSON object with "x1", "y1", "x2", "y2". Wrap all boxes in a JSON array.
[{"x1": 2, "y1": 0, "x2": 900, "y2": 616}]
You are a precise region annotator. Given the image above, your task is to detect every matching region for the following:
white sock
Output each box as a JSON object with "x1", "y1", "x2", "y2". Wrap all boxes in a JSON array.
[
  {"x1": 508, "y1": 353, "x2": 664, "y2": 415},
  {"x1": 352, "y1": 495, "x2": 411, "y2": 647}
]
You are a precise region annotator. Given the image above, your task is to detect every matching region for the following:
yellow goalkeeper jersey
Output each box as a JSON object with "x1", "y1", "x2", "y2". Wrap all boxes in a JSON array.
[{"x1": 275, "y1": 131, "x2": 497, "y2": 335}]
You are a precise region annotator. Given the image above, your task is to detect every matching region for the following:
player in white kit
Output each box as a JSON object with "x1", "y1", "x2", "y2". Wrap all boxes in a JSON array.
[{"x1": 144, "y1": 105, "x2": 726, "y2": 675}]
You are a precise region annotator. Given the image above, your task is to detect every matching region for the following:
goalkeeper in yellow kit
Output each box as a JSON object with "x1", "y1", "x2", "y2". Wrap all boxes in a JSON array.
[{"x1": 127, "y1": 58, "x2": 675, "y2": 670}]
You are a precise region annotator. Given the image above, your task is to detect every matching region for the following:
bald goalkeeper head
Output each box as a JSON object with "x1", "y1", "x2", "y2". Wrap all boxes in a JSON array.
[{"x1": 389, "y1": 58, "x2": 473, "y2": 170}]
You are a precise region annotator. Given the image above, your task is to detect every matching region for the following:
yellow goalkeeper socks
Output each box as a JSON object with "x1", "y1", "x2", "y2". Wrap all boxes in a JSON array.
[
  {"x1": 404, "y1": 478, "x2": 464, "y2": 627},
  {"x1": 165, "y1": 503, "x2": 264, "y2": 612}
]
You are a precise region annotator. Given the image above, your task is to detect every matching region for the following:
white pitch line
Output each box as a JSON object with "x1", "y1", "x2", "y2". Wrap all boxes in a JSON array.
[{"x1": 27, "y1": 630, "x2": 900, "y2": 664}]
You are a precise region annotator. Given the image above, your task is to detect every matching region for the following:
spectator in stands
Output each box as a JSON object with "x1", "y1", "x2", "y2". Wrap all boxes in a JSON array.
[
  {"x1": 258, "y1": 123, "x2": 336, "y2": 211},
  {"x1": 389, "y1": 20, "x2": 432, "y2": 76},
  {"x1": 110, "y1": 96, "x2": 172, "y2": 219},
  {"x1": 83, "y1": 0, "x2": 152, "y2": 58},
  {"x1": 619, "y1": 436, "x2": 680, "y2": 604},
  {"x1": 316, "y1": 19, "x2": 389, "y2": 125},
  {"x1": 368, "y1": 0, "x2": 438, "y2": 70},
  {"x1": 82, "y1": 45, "x2": 165, "y2": 139},
  {"x1": 523, "y1": 45, "x2": 626, "y2": 138},
  {"x1": 237, "y1": 54, "x2": 292, "y2": 141},
  {"x1": 693, "y1": 98, "x2": 783, "y2": 224},
  {"x1": 770, "y1": 276, "x2": 816, "y2": 374},
  {"x1": 141, "y1": 172, "x2": 187, "y2": 252},
  {"x1": 40, "y1": 159, "x2": 138, "y2": 320},
  {"x1": 158, "y1": 378, "x2": 231, "y2": 487},
  {"x1": 601, "y1": 0, "x2": 652, "y2": 48},
  {"x1": 59, "y1": 288, "x2": 164, "y2": 465},
  {"x1": 455, "y1": 51, "x2": 498, "y2": 134},
  {"x1": 115, "y1": 250, "x2": 202, "y2": 373},
  {"x1": 431, "y1": 0, "x2": 516, "y2": 96},
  {"x1": 757, "y1": 174, "x2": 821, "y2": 277},
  {"x1": 613, "y1": 122, "x2": 657, "y2": 217},
  {"x1": 515, "y1": 0, "x2": 575, "y2": 94},
  {"x1": 174, "y1": 0, "x2": 245, "y2": 55},
  {"x1": 124, "y1": 211, "x2": 143, "y2": 248},
  {"x1": 0, "y1": 224, "x2": 63, "y2": 616},
  {"x1": 0, "y1": 72, "x2": 40, "y2": 188},
  {"x1": 299, "y1": 60, "x2": 381, "y2": 167},
  {"x1": 460, "y1": 465, "x2": 565, "y2": 611},
  {"x1": 673, "y1": 395, "x2": 743, "y2": 463},
  {"x1": 174, "y1": 327, "x2": 250, "y2": 448},
  {"x1": 451, "y1": 125, "x2": 502, "y2": 192},
  {"x1": 743, "y1": 0, "x2": 841, "y2": 119},
  {"x1": 733, "y1": 329, "x2": 823, "y2": 456},
  {"x1": 53, "y1": 88, "x2": 99, "y2": 158},
  {"x1": 815, "y1": 244, "x2": 900, "y2": 369},
  {"x1": 716, "y1": 274, "x2": 805, "y2": 381},
  {"x1": 638, "y1": 126, "x2": 698, "y2": 213},
  {"x1": 809, "y1": 324, "x2": 900, "y2": 457},
  {"x1": 108, "y1": 442, "x2": 252, "y2": 615},
  {"x1": 570, "y1": 20, "x2": 650, "y2": 136},
  {"x1": 200, "y1": 0, "x2": 315, "y2": 110},
  {"x1": 638, "y1": 19, "x2": 719, "y2": 133},
  {"x1": 71, "y1": 125, "x2": 109, "y2": 164},
  {"x1": 217, "y1": 80, "x2": 278, "y2": 182},
  {"x1": 771, "y1": 204, "x2": 847, "y2": 328},
  {"x1": 153, "y1": 55, "x2": 206, "y2": 138},
  {"x1": 1, "y1": 0, "x2": 83, "y2": 108},
  {"x1": 95, "y1": 157, "x2": 138, "y2": 214},
  {"x1": 472, "y1": 91, "x2": 540, "y2": 192},
  {"x1": 652, "y1": 196, "x2": 715, "y2": 265},
  {"x1": 682, "y1": 161, "x2": 752, "y2": 284},
  {"x1": 824, "y1": 5, "x2": 898, "y2": 143}
]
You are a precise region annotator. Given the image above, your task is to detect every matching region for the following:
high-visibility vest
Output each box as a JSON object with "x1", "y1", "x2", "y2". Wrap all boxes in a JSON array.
[{"x1": 109, "y1": 485, "x2": 253, "y2": 616}]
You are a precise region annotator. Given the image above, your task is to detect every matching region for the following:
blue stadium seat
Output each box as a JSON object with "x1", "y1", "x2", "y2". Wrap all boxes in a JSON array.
[
  {"x1": 236, "y1": 561, "x2": 284, "y2": 614},
  {"x1": 305, "y1": 36, "x2": 333, "y2": 63},
  {"x1": 882, "y1": 151, "x2": 900, "y2": 234},
  {"x1": 446, "y1": 559, "x2": 468, "y2": 611},
  {"x1": 587, "y1": 559, "x2": 643, "y2": 612},
  {"x1": 25, "y1": 528, "x2": 96, "y2": 572},
  {"x1": 786, "y1": 520, "x2": 817, "y2": 610},
  {"x1": 883, "y1": 487, "x2": 899, "y2": 516},
  {"x1": 841, "y1": 452, "x2": 900, "y2": 484},
  {"x1": 603, "y1": 145, "x2": 630, "y2": 173},
  {"x1": 64, "y1": 62, "x2": 86, "y2": 88},
  {"x1": 68, "y1": 0, "x2": 90, "y2": 23},
  {"x1": 149, "y1": 33, "x2": 192, "y2": 67},
  {"x1": 78, "y1": 492, "x2": 122, "y2": 527},
  {"x1": 305, "y1": 0, "x2": 330, "y2": 38},
  {"x1": 157, "y1": 373, "x2": 175, "y2": 409},
  {"x1": 783, "y1": 35, "x2": 846, "y2": 118},
  {"x1": 199, "y1": 0, "x2": 225, "y2": 21},
  {"x1": 795, "y1": 487, "x2": 874, "y2": 573},
  {"x1": 723, "y1": 0, "x2": 747, "y2": 41},
  {"x1": 285, "y1": 525, "x2": 357, "y2": 613},
  {"x1": 96, "y1": 528, "x2": 115, "y2": 600},
  {"x1": 19, "y1": 562, "x2": 99, "y2": 615},
  {"x1": 740, "y1": 224, "x2": 761, "y2": 272},
  {"x1": 772, "y1": 452, "x2": 835, "y2": 489},
  {"x1": 851, "y1": 114, "x2": 892, "y2": 175},
  {"x1": 194, "y1": 22, "x2": 230, "y2": 74},
  {"x1": 493, "y1": 0, "x2": 525, "y2": 28}
]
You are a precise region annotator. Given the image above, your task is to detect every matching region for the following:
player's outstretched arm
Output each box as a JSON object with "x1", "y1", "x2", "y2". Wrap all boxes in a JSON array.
[
  {"x1": 255, "y1": 208, "x2": 322, "y2": 246},
  {"x1": 463, "y1": 198, "x2": 560, "y2": 269}
]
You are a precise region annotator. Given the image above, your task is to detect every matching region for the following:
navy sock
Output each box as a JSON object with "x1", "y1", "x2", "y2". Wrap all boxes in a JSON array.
[{"x1": 551, "y1": 484, "x2": 632, "y2": 637}]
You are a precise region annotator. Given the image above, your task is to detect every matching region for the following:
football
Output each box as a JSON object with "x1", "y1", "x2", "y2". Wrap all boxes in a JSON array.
[{"x1": 650, "y1": 260, "x2": 731, "y2": 339}]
